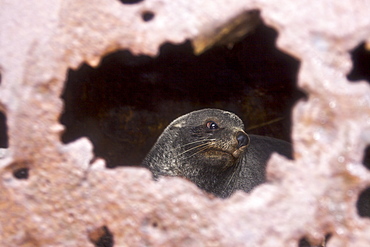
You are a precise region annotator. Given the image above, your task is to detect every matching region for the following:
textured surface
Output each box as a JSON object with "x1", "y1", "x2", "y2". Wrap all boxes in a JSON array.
[{"x1": 1, "y1": 0, "x2": 370, "y2": 246}]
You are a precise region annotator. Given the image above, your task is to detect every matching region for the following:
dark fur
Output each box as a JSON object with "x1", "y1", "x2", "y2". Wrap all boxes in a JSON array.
[{"x1": 142, "y1": 109, "x2": 292, "y2": 198}]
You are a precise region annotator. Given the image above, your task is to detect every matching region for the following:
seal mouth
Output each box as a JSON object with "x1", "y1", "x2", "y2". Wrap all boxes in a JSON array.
[
  {"x1": 205, "y1": 146, "x2": 246, "y2": 160},
  {"x1": 204, "y1": 148, "x2": 235, "y2": 159},
  {"x1": 232, "y1": 149, "x2": 242, "y2": 158},
  {"x1": 232, "y1": 145, "x2": 248, "y2": 158}
]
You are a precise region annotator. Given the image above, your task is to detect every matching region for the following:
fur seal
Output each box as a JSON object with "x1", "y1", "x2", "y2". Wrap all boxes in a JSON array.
[{"x1": 142, "y1": 108, "x2": 292, "y2": 198}]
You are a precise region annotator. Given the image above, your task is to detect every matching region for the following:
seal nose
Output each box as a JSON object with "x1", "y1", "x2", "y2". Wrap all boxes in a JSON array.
[{"x1": 236, "y1": 132, "x2": 250, "y2": 148}]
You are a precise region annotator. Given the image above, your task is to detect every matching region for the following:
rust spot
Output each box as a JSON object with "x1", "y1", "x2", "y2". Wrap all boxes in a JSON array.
[{"x1": 142, "y1": 215, "x2": 167, "y2": 232}]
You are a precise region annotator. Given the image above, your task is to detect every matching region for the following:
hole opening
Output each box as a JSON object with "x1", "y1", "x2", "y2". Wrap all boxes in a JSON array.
[
  {"x1": 118, "y1": 0, "x2": 144, "y2": 4},
  {"x1": 357, "y1": 146, "x2": 370, "y2": 218},
  {"x1": 0, "y1": 110, "x2": 8, "y2": 149},
  {"x1": 88, "y1": 226, "x2": 114, "y2": 247},
  {"x1": 13, "y1": 167, "x2": 29, "y2": 179},
  {"x1": 142, "y1": 11, "x2": 155, "y2": 22},
  {"x1": 60, "y1": 22, "x2": 302, "y2": 168},
  {"x1": 298, "y1": 234, "x2": 331, "y2": 247},
  {"x1": 347, "y1": 42, "x2": 370, "y2": 83},
  {"x1": 357, "y1": 187, "x2": 370, "y2": 218}
]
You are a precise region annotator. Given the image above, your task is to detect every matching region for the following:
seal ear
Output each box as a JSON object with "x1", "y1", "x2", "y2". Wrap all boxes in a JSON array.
[{"x1": 170, "y1": 120, "x2": 186, "y2": 129}]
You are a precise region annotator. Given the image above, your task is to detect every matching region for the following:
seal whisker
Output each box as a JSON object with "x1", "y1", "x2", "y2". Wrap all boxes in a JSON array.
[
  {"x1": 225, "y1": 157, "x2": 243, "y2": 189},
  {"x1": 175, "y1": 138, "x2": 216, "y2": 150},
  {"x1": 178, "y1": 142, "x2": 213, "y2": 156},
  {"x1": 142, "y1": 108, "x2": 292, "y2": 199},
  {"x1": 185, "y1": 145, "x2": 213, "y2": 159}
]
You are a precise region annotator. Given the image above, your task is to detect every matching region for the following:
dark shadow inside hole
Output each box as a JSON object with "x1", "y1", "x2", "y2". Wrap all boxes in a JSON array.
[
  {"x1": 7, "y1": 160, "x2": 32, "y2": 180},
  {"x1": 347, "y1": 42, "x2": 370, "y2": 83},
  {"x1": 60, "y1": 22, "x2": 304, "y2": 168},
  {"x1": 13, "y1": 167, "x2": 29, "y2": 179},
  {"x1": 0, "y1": 111, "x2": 9, "y2": 148},
  {"x1": 141, "y1": 216, "x2": 166, "y2": 231},
  {"x1": 142, "y1": 11, "x2": 155, "y2": 22},
  {"x1": 118, "y1": 0, "x2": 144, "y2": 4},
  {"x1": 298, "y1": 234, "x2": 331, "y2": 247},
  {"x1": 357, "y1": 146, "x2": 370, "y2": 217},
  {"x1": 89, "y1": 226, "x2": 114, "y2": 247},
  {"x1": 362, "y1": 145, "x2": 370, "y2": 170},
  {"x1": 298, "y1": 238, "x2": 311, "y2": 247},
  {"x1": 357, "y1": 187, "x2": 370, "y2": 218}
]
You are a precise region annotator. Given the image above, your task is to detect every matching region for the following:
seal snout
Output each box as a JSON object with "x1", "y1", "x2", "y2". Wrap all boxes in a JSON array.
[{"x1": 236, "y1": 131, "x2": 250, "y2": 148}]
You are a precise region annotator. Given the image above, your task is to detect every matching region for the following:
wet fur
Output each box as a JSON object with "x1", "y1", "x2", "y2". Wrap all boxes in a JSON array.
[{"x1": 142, "y1": 109, "x2": 292, "y2": 198}]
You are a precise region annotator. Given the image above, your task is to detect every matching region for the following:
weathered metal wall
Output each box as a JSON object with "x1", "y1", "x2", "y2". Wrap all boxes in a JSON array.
[{"x1": 0, "y1": 0, "x2": 370, "y2": 246}]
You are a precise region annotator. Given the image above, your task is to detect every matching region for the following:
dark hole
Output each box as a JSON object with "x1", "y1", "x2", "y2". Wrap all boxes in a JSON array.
[
  {"x1": 357, "y1": 146, "x2": 370, "y2": 217},
  {"x1": 60, "y1": 22, "x2": 303, "y2": 168},
  {"x1": 357, "y1": 187, "x2": 370, "y2": 218},
  {"x1": 0, "y1": 111, "x2": 8, "y2": 148},
  {"x1": 298, "y1": 234, "x2": 331, "y2": 247},
  {"x1": 347, "y1": 42, "x2": 370, "y2": 82},
  {"x1": 13, "y1": 167, "x2": 29, "y2": 179},
  {"x1": 142, "y1": 11, "x2": 155, "y2": 22},
  {"x1": 89, "y1": 226, "x2": 114, "y2": 247},
  {"x1": 118, "y1": 0, "x2": 144, "y2": 4},
  {"x1": 298, "y1": 238, "x2": 312, "y2": 247},
  {"x1": 362, "y1": 145, "x2": 370, "y2": 170}
]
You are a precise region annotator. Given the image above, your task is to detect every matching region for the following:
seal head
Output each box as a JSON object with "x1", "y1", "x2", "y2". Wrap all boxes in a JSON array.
[
  {"x1": 142, "y1": 108, "x2": 292, "y2": 198},
  {"x1": 174, "y1": 109, "x2": 249, "y2": 170}
]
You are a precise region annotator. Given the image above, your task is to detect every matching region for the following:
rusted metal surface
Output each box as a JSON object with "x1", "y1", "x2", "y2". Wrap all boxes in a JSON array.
[{"x1": 0, "y1": 0, "x2": 370, "y2": 246}]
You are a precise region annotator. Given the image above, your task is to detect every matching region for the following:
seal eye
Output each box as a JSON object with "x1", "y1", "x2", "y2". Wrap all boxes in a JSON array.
[{"x1": 206, "y1": 121, "x2": 219, "y2": 130}]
